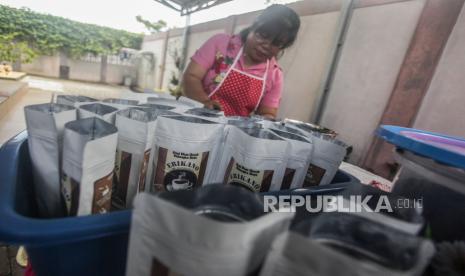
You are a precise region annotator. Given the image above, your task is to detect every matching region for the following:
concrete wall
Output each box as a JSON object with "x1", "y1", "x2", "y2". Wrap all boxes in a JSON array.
[
  {"x1": 278, "y1": 11, "x2": 341, "y2": 120},
  {"x1": 142, "y1": 38, "x2": 165, "y2": 89},
  {"x1": 21, "y1": 54, "x2": 135, "y2": 85},
  {"x1": 320, "y1": 0, "x2": 426, "y2": 164},
  {"x1": 107, "y1": 64, "x2": 135, "y2": 85},
  {"x1": 21, "y1": 55, "x2": 60, "y2": 78},
  {"x1": 163, "y1": 35, "x2": 183, "y2": 92},
  {"x1": 68, "y1": 59, "x2": 101, "y2": 83},
  {"x1": 413, "y1": 3, "x2": 465, "y2": 138}
]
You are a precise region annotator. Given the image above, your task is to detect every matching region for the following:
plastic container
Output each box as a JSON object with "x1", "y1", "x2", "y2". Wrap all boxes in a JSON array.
[
  {"x1": 378, "y1": 125, "x2": 465, "y2": 242},
  {"x1": 0, "y1": 131, "x2": 359, "y2": 276}
]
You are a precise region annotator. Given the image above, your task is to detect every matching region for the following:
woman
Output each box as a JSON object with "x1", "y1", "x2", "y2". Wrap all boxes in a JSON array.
[{"x1": 182, "y1": 4, "x2": 300, "y2": 118}]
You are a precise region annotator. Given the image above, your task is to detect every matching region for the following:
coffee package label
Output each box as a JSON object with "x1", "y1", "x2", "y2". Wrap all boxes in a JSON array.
[
  {"x1": 62, "y1": 174, "x2": 80, "y2": 216},
  {"x1": 138, "y1": 149, "x2": 151, "y2": 192},
  {"x1": 113, "y1": 150, "x2": 132, "y2": 207},
  {"x1": 153, "y1": 148, "x2": 209, "y2": 192},
  {"x1": 223, "y1": 158, "x2": 273, "y2": 192},
  {"x1": 304, "y1": 163, "x2": 327, "y2": 187},
  {"x1": 281, "y1": 168, "x2": 297, "y2": 190},
  {"x1": 62, "y1": 171, "x2": 112, "y2": 215},
  {"x1": 92, "y1": 172, "x2": 113, "y2": 214}
]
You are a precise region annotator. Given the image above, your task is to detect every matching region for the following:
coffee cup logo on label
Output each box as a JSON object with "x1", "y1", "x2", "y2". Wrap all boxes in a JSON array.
[
  {"x1": 224, "y1": 158, "x2": 273, "y2": 192},
  {"x1": 154, "y1": 148, "x2": 209, "y2": 192}
]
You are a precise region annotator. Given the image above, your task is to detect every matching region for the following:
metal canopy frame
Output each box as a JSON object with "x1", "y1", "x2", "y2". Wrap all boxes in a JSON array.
[{"x1": 154, "y1": 0, "x2": 233, "y2": 15}]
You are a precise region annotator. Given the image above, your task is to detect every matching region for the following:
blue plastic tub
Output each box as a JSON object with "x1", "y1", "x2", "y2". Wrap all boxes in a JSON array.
[
  {"x1": 0, "y1": 132, "x2": 358, "y2": 276},
  {"x1": 378, "y1": 125, "x2": 465, "y2": 242}
]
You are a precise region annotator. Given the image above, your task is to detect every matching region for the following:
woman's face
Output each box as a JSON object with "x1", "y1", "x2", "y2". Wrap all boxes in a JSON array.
[{"x1": 244, "y1": 30, "x2": 287, "y2": 64}]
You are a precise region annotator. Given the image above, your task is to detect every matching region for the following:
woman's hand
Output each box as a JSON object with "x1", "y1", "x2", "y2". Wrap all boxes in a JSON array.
[
  {"x1": 202, "y1": 99, "x2": 223, "y2": 110},
  {"x1": 256, "y1": 105, "x2": 278, "y2": 119}
]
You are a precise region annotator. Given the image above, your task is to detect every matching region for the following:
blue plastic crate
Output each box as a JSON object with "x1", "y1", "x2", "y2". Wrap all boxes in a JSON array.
[{"x1": 0, "y1": 132, "x2": 358, "y2": 276}]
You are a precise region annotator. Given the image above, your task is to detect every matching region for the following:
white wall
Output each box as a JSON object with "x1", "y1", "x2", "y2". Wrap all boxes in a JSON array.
[
  {"x1": 68, "y1": 59, "x2": 101, "y2": 82},
  {"x1": 413, "y1": 3, "x2": 465, "y2": 138},
  {"x1": 186, "y1": 29, "x2": 225, "y2": 67},
  {"x1": 278, "y1": 11, "x2": 341, "y2": 121},
  {"x1": 142, "y1": 39, "x2": 165, "y2": 89},
  {"x1": 162, "y1": 36, "x2": 183, "y2": 91},
  {"x1": 107, "y1": 64, "x2": 136, "y2": 85},
  {"x1": 22, "y1": 55, "x2": 60, "y2": 78},
  {"x1": 320, "y1": 0, "x2": 426, "y2": 164}
]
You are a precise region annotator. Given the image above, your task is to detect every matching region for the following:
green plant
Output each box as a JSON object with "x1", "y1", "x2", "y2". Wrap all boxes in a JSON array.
[
  {"x1": 0, "y1": 5, "x2": 143, "y2": 59},
  {"x1": 167, "y1": 43, "x2": 183, "y2": 97},
  {"x1": 135, "y1": 16, "x2": 167, "y2": 34},
  {"x1": 0, "y1": 33, "x2": 37, "y2": 63}
]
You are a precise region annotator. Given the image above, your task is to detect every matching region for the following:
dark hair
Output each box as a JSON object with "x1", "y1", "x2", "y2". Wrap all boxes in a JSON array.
[{"x1": 240, "y1": 4, "x2": 300, "y2": 49}]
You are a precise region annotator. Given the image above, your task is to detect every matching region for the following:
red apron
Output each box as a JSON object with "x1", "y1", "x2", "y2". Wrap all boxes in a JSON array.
[{"x1": 209, "y1": 47, "x2": 270, "y2": 117}]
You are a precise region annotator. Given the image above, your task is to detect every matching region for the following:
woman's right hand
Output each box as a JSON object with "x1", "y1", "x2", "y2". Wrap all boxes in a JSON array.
[{"x1": 202, "y1": 99, "x2": 223, "y2": 110}]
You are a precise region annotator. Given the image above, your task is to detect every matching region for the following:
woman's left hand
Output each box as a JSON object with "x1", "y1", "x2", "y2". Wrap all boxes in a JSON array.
[{"x1": 256, "y1": 105, "x2": 277, "y2": 119}]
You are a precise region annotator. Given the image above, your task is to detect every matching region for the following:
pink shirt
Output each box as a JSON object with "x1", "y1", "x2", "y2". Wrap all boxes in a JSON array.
[{"x1": 191, "y1": 33, "x2": 283, "y2": 108}]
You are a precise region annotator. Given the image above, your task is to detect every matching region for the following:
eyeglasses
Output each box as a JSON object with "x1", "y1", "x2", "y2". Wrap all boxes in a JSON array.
[{"x1": 253, "y1": 31, "x2": 287, "y2": 49}]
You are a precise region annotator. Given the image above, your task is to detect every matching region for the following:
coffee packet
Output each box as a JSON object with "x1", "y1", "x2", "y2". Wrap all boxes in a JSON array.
[
  {"x1": 113, "y1": 108, "x2": 166, "y2": 209},
  {"x1": 137, "y1": 103, "x2": 176, "y2": 111},
  {"x1": 283, "y1": 119, "x2": 338, "y2": 138},
  {"x1": 56, "y1": 95, "x2": 98, "y2": 107},
  {"x1": 177, "y1": 96, "x2": 204, "y2": 108},
  {"x1": 24, "y1": 103, "x2": 77, "y2": 217},
  {"x1": 268, "y1": 128, "x2": 313, "y2": 190},
  {"x1": 339, "y1": 184, "x2": 424, "y2": 234},
  {"x1": 214, "y1": 126, "x2": 289, "y2": 192},
  {"x1": 78, "y1": 103, "x2": 119, "y2": 124},
  {"x1": 185, "y1": 107, "x2": 226, "y2": 123},
  {"x1": 151, "y1": 115, "x2": 224, "y2": 192},
  {"x1": 227, "y1": 117, "x2": 263, "y2": 129},
  {"x1": 279, "y1": 212, "x2": 434, "y2": 275},
  {"x1": 260, "y1": 225, "x2": 434, "y2": 276},
  {"x1": 146, "y1": 97, "x2": 190, "y2": 112},
  {"x1": 125, "y1": 185, "x2": 294, "y2": 276},
  {"x1": 102, "y1": 98, "x2": 139, "y2": 110},
  {"x1": 61, "y1": 118, "x2": 118, "y2": 216},
  {"x1": 305, "y1": 133, "x2": 347, "y2": 186},
  {"x1": 282, "y1": 120, "x2": 346, "y2": 186}
]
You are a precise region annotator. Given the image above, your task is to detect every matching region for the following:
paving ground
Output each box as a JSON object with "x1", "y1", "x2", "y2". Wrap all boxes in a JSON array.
[{"x1": 0, "y1": 76, "x2": 127, "y2": 145}]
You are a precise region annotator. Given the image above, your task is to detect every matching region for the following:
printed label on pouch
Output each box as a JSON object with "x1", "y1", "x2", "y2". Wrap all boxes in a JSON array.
[
  {"x1": 150, "y1": 258, "x2": 182, "y2": 276},
  {"x1": 223, "y1": 158, "x2": 273, "y2": 192},
  {"x1": 62, "y1": 174, "x2": 80, "y2": 216},
  {"x1": 138, "y1": 149, "x2": 151, "y2": 192},
  {"x1": 281, "y1": 168, "x2": 296, "y2": 190},
  {"x1": 153, "y1": 147, "x2": 209, "y2": 192},
  {"x1": 304, "y1": 163, "x2": 326, "y2": 187},
  {"x1": 113, "y1": 149, "x2": 132, "y2": 207},
  {"x1": 92, "y1": 171, "x2": 113, "y2": 214}
]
